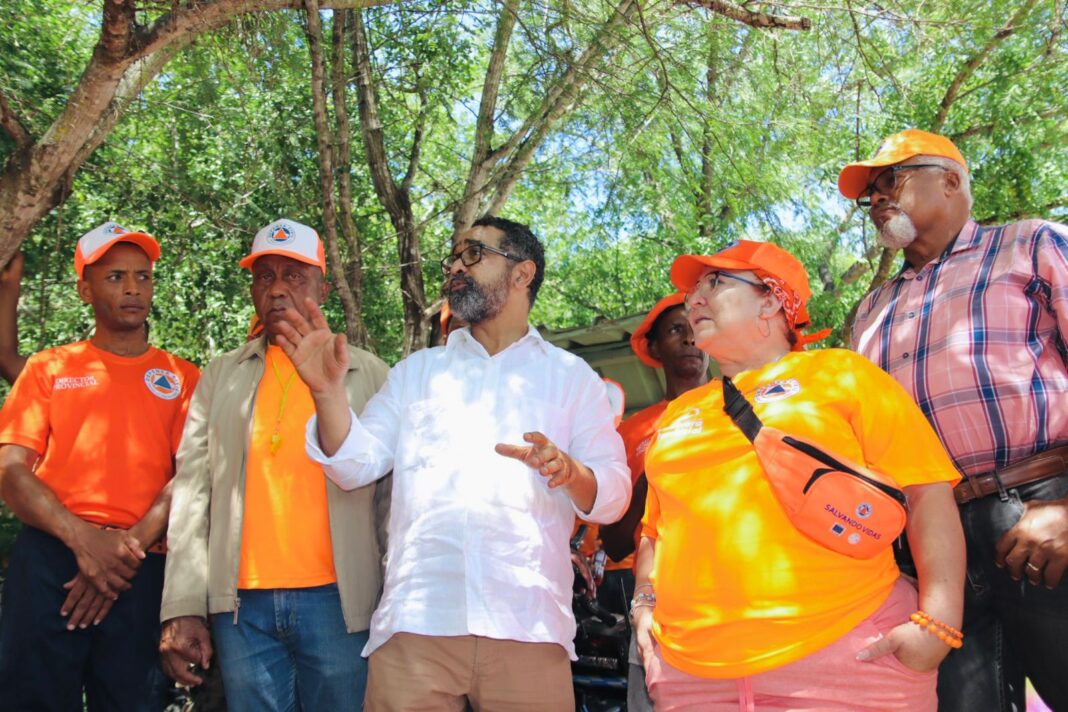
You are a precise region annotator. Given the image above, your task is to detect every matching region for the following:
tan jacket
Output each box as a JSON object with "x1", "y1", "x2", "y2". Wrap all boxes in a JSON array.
[{"x1": 160, "y1": 337, "x2": 390, "y2": 632}]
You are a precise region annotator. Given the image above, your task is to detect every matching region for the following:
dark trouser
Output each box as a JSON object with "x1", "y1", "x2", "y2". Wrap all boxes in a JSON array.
[
  {"x1": 596, "y1": 568, "x2": 635, "y2": 616},
  {"x1": 0, "y1": 525, "x2": 167, "y2": 712},
  {"x1": 937, "y1": 474, "x2": 1068, "y2": 712}
]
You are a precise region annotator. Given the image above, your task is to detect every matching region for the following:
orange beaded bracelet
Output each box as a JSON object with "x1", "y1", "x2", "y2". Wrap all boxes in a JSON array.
[{"x1": 909, "y1": 610, "x2": 964, "y2": 649}]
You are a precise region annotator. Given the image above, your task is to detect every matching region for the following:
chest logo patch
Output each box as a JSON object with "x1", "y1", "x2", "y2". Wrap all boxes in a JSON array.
[
  {"x1": 145, "y1": 368, "x2": 181, "y2": 400},
  {"x1": 754, "y1": 379, "x2": 801, "y2": 403}
]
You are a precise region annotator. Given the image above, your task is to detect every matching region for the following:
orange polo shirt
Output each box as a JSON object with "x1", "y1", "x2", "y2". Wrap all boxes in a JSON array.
[
  {"x1": 642, "y1": 348, "x2": 960, "y2": 678},
  {"x1": 238, "y1": 346, "x2": 336, "y2": 589},
  {"x1": 0, "y1": 341, "x2": 198, "y2": 528}
]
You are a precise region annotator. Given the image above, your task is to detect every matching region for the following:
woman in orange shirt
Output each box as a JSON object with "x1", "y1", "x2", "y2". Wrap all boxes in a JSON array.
[{"x1": 632, "y1": 241, "x2": 965, "y2": 711}]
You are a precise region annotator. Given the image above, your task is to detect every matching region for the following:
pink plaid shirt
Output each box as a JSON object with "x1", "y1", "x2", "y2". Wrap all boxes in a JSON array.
[{"x1": 852, "y1": 218, "x2": 1068, "y2": 477}]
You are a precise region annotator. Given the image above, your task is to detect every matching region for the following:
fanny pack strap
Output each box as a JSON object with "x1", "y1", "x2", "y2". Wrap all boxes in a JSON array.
[
  {"x1": 721, "y1": 376, "x2": 908, "y2": 507},
  {"x1": 722, "y1": 376, "x2": 762, "y2": 442}
]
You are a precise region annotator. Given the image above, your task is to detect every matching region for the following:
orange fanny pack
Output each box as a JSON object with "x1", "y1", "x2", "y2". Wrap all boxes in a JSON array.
[{"x1": 722, "y1": 376, "x2": 907, "y2": 559}]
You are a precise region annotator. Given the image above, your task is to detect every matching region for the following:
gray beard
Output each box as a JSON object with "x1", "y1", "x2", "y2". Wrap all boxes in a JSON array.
[
  {"x1": 877, "y1": 212, "x2": 918, "y2": 250},
  {"x1": 448, "y1": 271, "x2": 509, "y2": 325}
]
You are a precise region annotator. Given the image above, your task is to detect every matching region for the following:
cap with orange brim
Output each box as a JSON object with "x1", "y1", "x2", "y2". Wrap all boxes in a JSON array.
[
  {"x1": 630, "y1": 292, "x2": 686, "y2": 369},
  {"x1": 240, "y1": 218, "x2": 326, "y2": 273},
  {"x1": 838, "y1": 128, "x2": 968, "y2": 200},
  {"x1": 671, "y1": 240, "x2": 829, "y2": 351},
  {"x1": 74, "y1": 222, "x2": 161, "y2": 279}
]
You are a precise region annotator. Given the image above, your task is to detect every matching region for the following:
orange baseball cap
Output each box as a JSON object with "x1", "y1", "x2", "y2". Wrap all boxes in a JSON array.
[
  {"x1": 838, "y1": 128, "x2": 968, "y2": 200},
  {"x1": 671, "y1": 240, "x2": 829, "y2": 350},
  {"x1": 240, "y1": 218, "x2": 326, "y2": 273},
  {"x1": 630, "y1": 292, "x2": 686, "y2": 368},
  {"x1": 74, "y1": 222, "x2": 161, "y2": 279},
  {"x1": 671, "y1": 240, "x2": 812, "y2": 307}
]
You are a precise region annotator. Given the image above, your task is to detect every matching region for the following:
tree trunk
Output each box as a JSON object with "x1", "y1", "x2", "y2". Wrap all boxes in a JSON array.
[
  {"x1": 351, "y1": 9, "x2": 427, "y2": 355},
  {"x1": 304, "y1": 1, "x2": 367, "y2": 347}
]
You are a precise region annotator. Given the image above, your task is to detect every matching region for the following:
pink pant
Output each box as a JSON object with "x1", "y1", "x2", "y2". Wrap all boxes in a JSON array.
[{"x1": 644, "y1": 578, "x2": 937, "y2": 711}]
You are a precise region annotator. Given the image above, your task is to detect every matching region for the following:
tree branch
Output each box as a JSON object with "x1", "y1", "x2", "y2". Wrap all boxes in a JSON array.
[
  {"x1": 676, "y1": 0, "x2": 811, "y2": 31},
  {"x1": 401, "y1": 84, "x2": 427, "y2": 195},
  {"x1": 454, "y1": 0, "x2": 520, "y2": 230},
  {"x1": 933, "y1": 0, "x2": 1039, "y2": 130},
  {"x1": 304, "y1": 0, "x2": 365, "y2": 345},
  {"x1": 948, "y1": 106, "x2": 1062, "y2": 141},
  {"x1": 331, "y1": 9, "x2": 369, "y2": 347},
  {"x1": 0, "y1": 93, "x2": 32, "y2": 149},
  {"x1": 100, "y1": 0, "x2": 137, "y2": 61},
  {"x1": 485, "y1": 0, "x2": 647, "y2": 217},
  {"x1": 132, "y1": 0, "x2": 401, "y2": 63},
  {"x1": 351, "y1": 7, "x2": 426, "y2": 355},
  {"x1": 351, "y1": 8, "x2": 404, "y2": 218}
]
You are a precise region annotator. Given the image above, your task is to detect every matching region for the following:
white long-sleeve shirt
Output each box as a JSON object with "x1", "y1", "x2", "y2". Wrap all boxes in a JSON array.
[{"x1": 305, "y1": 326, "x2": 630, "y2": 657}]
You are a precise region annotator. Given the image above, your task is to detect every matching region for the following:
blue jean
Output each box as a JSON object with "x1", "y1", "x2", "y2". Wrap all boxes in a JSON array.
[
  {"x1": 937, "y1": 474, "x2": 1068, "y2": 712},
  {"x1": 0, "y1": 526, "x2": 167, "y2": 712},
  {"x1": 211, "y1": 584, "x2": 368, "y2": 712}
]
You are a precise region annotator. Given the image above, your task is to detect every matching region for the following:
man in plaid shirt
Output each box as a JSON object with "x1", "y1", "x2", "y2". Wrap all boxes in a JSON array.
[{"x1": 842, "y1": 129, "x2": 1068, "y2": 712}]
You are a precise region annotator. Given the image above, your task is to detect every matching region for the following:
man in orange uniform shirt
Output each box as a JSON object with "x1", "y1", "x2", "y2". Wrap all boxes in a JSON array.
[
  {"x1": 0, "y1": 223, "x2": 199, "y2": 710},
  {"x1": 158, "y1": 219, "x2": 389, "y2": 712},
  {"x1": 599, "y1": 292, "x2": 708, "y2": 711}
]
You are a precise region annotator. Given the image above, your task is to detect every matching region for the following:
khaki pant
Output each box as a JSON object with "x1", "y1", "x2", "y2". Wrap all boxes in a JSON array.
[{"x1": 365, "y1": 633, "x2": 574, "y2": 712}]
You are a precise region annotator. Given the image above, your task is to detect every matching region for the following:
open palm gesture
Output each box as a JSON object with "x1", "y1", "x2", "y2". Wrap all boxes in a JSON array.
[{"x1": 273, "y1": 297, "x2": 349, "y2": 394}]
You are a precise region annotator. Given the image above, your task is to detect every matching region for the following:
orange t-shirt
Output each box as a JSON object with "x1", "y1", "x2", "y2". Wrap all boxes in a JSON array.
[
  {"x1": 0, "y1": 341, "x2": 199, "y2": 528},
  {"x1": 606, "y1": 400, "x2": 668, "y2": 571},
  {"x1": 642, "y1": 348, "x2": 960, "y2": 678},
  {"x1": 238, "y1": 346, "x2": 336, "y2": 589}
]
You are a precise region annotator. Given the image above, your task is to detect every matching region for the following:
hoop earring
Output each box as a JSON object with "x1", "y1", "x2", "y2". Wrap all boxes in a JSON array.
[{"x1": 757, "y1": 317, "x2": 771, "y2": 338}]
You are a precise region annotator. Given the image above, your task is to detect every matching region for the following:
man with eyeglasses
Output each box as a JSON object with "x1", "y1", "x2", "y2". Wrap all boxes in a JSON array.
[
  {"x1": 273, "y1": 215, "x2": 630, "y2": 710},
  {"x1": 841, "y1": 128, "x2": 1068, "y2": 711}
]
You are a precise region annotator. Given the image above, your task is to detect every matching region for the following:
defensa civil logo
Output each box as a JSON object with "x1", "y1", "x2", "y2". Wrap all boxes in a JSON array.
[
  {"x1": 754, "y1": 379, "x2": 801, "y2": 403},
  {"x1": 267, "y1": 223, "x2": 294, "y2": 245},
  {"x1": 144, "y1": 369, "x2": 181, "y2": 400}
]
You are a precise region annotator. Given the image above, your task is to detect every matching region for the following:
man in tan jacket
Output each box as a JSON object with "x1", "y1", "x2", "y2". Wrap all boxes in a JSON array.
[{"x1": 158, "y1": 219, "x2": 389, "y2": 712}]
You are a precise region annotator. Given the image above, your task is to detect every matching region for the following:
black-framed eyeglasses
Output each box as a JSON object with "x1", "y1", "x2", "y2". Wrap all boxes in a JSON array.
[
  {"x1": 440, "y1": 242, "x2": 522, "y2": 276},
  {"x1": 856, "y1": 164, "x2": 948, "y2": 207},
  {"x1": 687, "y1": 271, "x2": 767, "y2": 303}
]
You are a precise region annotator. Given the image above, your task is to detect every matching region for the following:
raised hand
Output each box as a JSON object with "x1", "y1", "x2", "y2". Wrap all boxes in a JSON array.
[{"x1": 273, "y1": 297, "x2": 349, "y2": 395}]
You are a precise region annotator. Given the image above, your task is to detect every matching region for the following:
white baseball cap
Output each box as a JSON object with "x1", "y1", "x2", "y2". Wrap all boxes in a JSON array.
[
  {"x1": 240, "y1": 218, "x2": 326, "y2": 274},
  {"x1": 74, "y1": 222, "x2": 161, "y2": 279}
]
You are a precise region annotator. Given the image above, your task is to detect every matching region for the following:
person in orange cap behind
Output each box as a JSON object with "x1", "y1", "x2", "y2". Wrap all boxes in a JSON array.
[
  {"x1": 597, "y1": 292, "x2": 708, "y2": 711},
  {"x1": 844, "y1": 128, "x2": 1068, "y2": 711},
  {"x1": 0, "y1": 222, "x2": 199, "y2": 710},
  {"x1": 631, "y1": 240, "x2": 965, "y2": 710}
]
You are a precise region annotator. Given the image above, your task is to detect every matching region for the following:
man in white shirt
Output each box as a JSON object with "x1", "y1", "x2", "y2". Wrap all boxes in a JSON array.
[{"x1": 275, "y1": 215, "x2": 630, "y2": 711}]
